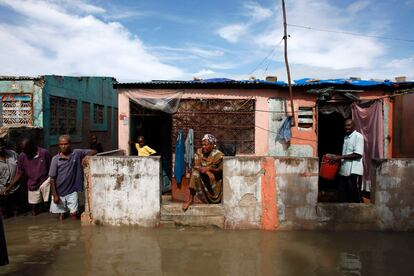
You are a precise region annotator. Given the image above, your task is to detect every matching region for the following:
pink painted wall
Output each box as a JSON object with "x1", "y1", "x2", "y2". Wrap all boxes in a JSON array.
[
  {"x1": 118, "y1": 88, "x2": 393, "y2": 157},
  {"x1": 118, "y1": 88, "x2": 290, "y2": 156}
]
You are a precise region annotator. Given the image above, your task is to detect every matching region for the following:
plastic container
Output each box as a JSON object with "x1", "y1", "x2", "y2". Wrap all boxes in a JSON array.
[{"x1": 320, "y1": 154, "x2": 340, "y2": 180}]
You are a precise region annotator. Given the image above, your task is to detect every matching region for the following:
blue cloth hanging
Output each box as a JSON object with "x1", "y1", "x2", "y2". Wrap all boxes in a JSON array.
[
  {"x1": 174, "y1": 129, "x2": 185, "y2": 184},
  {"x1": 277, "y1": 116, "x2": 292, "y2": 143}
]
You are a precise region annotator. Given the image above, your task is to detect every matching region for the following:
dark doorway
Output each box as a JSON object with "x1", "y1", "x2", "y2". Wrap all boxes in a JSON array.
[
  {"x1": 130, "y1": 101, "x2": 172, "y2": 192},
  {"x1": 317, "y1": 109, "x2": 346, "y2": 202}
]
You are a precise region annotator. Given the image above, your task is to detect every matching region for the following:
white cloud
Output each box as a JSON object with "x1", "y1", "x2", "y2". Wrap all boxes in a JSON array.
[
  {"x1": 60, "y1": 0, "x2": 106, "y2": 14},
  {"x1": 384, "y1": 56, "x2": 414, "y2": 79},
  {"x1": 347, "y1": 0, "x2": 371, "y2": 14},
  {"x1": 0, "y1": 0, "x2": 184, "y2": 81},
  {"x1": 194, "y1": 69, "x2": 215, "y2": 77},
  {"x1": 217, "y1": 24, "x2": 248, "y2": 43},
  {"x1": 104, "y1": 10, "x2": 145, "y2": 21},
  {"x1": 254, "y1": 0, "x2": 386, "y2": 72},
  {"x1": 187, "y1": 46, "x2": 224, "y2": 58},
  {"x1": 243, "y1": 2, "x2": 272, "y2": 22}
]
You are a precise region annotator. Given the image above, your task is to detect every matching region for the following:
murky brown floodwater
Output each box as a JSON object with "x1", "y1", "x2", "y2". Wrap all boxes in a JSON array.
[{"x1": 1, "y1": 213, "x2": 413, "y2": 276}]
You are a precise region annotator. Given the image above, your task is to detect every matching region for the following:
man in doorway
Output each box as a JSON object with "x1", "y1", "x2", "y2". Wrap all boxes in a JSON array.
[
  {"x1": 49, "y1": 135, "x2": 96, "y2": 220},
  {"x1": 2, "y1": 137, "x2": 51, "y2": 216},
  {"x1": 329, "y1": 119, "x2": 364, "y2": 203}
]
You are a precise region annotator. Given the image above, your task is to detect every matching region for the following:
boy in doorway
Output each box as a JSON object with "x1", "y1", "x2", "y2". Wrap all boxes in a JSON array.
[{"x1": 131, "y1": 136, "x2": 156, "y2": 156}]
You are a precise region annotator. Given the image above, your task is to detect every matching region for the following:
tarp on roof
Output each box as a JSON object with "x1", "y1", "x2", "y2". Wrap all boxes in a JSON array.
[
  {"x1": 192, "y1": 78, "x2": 288, "y2": 86},
  {"x1": 294, "y1": 78, "x2": 393, "y2": 86},
  {"x1": 192, "y1": 78, "x2": 234, "y2": 83}
]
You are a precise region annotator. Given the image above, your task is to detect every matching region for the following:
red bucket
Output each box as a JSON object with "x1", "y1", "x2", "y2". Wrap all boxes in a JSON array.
[{"x1": 320, "y1": 155, "x2": 339, "y2": 180}]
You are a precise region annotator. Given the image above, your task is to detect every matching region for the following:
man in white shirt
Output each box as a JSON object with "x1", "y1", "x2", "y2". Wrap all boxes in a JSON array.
[{"x1": 330, "y1": 119, "x2": 364, "y2": 203}]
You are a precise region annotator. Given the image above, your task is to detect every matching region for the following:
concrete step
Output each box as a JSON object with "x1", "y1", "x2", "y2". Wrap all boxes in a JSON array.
[{"x1": 160, "y1": 200, "x2": 225, "y2": 228}]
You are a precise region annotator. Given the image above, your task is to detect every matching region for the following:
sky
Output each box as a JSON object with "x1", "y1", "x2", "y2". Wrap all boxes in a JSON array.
[{"x1": 0, "y1": 0, "x2": 413, "y2": 82}]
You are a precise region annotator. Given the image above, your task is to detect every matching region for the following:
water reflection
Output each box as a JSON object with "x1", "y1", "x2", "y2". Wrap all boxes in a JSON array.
[{"x1": 1, "y1": 214, "x2": 414, "y2": 275}]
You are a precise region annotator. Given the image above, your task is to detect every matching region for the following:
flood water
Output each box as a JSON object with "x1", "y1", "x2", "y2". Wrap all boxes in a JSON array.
[{"x1": 1, "y1": 213, "x2": 414, "y2": 276}]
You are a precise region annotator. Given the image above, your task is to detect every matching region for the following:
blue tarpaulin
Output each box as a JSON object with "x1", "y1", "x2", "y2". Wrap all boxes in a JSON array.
[{"x1": 294, "y1": 78, "x2": 393, "y2": 86}]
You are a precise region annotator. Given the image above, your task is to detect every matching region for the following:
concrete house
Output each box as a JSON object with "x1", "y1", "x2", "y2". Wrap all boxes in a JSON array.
[
  {"x1": 81, "y1": 77, "x2": 414, "y2": 231},
  {"x1": 115, "y1": 78, "x2": 413, "y2": 191},
  {"x1": 0, "y1": 75, "x2": 118, "y2": 153}
]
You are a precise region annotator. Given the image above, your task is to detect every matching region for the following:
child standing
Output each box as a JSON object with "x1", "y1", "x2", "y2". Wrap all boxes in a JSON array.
[{"x1": 135, "y1": 136, "x2": 156, "y2": 156}]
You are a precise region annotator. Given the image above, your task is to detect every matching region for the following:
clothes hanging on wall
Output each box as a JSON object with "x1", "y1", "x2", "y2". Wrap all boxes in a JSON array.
[
  {"x1": 351, "y1": 100, "x2": 384, "y2": 191},
  {"x1": 184, "y1": 129, "x2": 194, "y2": 170},
  {"x1": 276, "y1": 116, "x2": 292, "y2": 143},
  {"x1": 174, "y1": 129, "x2": 185, "y2": 184}
]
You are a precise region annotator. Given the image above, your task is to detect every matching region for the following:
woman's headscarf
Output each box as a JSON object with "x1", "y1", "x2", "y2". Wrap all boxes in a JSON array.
[{"x1": 202, "y1": 134, "x2": 217, "y2": 145}]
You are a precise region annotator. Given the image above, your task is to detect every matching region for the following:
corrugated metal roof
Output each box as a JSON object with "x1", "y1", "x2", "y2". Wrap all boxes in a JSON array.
[
  {"x1": 115, "y1": 78, "x2": 414, "y2": 89},
  {"x1": 114, "y1": 79, "x2": 288, "y2": 89},
  {"x1": 0, "y1": 76, "x2": 40, "y2": 81}
]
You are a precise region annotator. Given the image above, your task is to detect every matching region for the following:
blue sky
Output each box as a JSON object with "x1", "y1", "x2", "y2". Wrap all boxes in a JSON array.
[{"x1": 0, "y1": 0, "x2": 413, "y2": 82}]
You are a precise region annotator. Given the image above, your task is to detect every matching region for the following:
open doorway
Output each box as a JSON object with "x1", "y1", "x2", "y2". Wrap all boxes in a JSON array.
[
  {"x1": 130, "y1": 101, "x2": 172, "y2": 192},
  {"x1": 317, "y1": 104, "x2": 348, "y2": 202}
]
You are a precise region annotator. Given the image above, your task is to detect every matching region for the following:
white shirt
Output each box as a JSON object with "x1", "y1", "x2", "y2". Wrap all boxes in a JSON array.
[{"x1": 339, "y1": 130, "x2": 364, "y2": 176}]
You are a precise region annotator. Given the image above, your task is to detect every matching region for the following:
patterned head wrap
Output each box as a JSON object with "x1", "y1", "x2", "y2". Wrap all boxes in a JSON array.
[{"x1": 202, "y1": 134, "x2": 217, "y2": 145}]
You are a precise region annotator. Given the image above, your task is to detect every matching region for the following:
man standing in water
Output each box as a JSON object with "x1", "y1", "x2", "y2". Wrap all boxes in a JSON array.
[
  {"x1": 2, "y1": 137, "x2": 51, "y2": 216},
  {"x1": 329, "y1": 119, "x2": 364, "y2": 203},
  {"x1": 49, "y1": 135, "x2": 96, "y2": 220},
  {"x1": 0, "y1": 138, "x2": 18, "y2": 218}
]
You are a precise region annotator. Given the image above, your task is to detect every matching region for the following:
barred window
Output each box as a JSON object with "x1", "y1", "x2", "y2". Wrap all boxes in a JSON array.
[
  {"x1": 50, "y1": 96, "x2": 77, "y2": 135},
  {"x1": 172, "y1": 99, "x2": 255, "y2": 154},
  {"x1": 93, "y1": 104, "x2": 104, "y2": 124},
  {"x1": 298, "y1": 106, "x2": 314, "y2": 130},
  {"x1": 0, "y1": 94, "x2": 33, "y2": 126}
]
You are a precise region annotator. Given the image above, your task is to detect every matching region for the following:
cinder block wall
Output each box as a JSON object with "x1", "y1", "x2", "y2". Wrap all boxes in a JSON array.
[
  {"x1": 223, "y1": 157, "x2": 319, "y2": 230},
  {"x1": 82, "y1": 156, "x2": 414, "y2": 231},
  {"x1": 223, "y1": 157, "x2": 414, "y2": 231},
  {"x1": 223, "y1": 157, "x2": 263, "y2": 229},
  {"x1": 83, "y1": 156, "x2": 161, "y2": 226},
  {"x1": 374, "y1": 159, "x2": 414, "y2": 230}
]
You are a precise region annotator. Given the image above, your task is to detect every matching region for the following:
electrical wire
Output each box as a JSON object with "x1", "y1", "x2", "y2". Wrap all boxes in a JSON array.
[
  {"x1": 245, "y1": 37, "x2": 284, "y2": 79},
  {"x1": 288, "y1": 23, "x2": 414, "y2": 43}
]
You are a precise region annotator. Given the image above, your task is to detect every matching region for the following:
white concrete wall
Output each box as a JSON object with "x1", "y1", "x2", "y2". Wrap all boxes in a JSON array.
[
  {"x1": 89, "y1": 156, "x2": 161, "y2": 226},
  {"x1": 375, "y1": 159, "x2": 414, "y2": 230},
  {"x1": 223, "y1": 157, "x2": 263, "y2": 229},
  {"x1": 276, "y1": 158, "x2": 319, "y2": 229}
]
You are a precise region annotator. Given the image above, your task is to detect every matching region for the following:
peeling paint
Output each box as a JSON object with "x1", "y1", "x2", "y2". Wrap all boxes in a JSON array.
[{"x1": 88, "y1": 156, "x2": 160, "y2": 226}]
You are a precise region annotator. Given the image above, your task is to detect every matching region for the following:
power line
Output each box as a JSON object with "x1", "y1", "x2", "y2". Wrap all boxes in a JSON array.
[
  {"x1": 288, "y1": 23, "x2": 414, "y2": 43},
  {"x1": 245, "y1": 38, "x2": 283, "y2": 78}
]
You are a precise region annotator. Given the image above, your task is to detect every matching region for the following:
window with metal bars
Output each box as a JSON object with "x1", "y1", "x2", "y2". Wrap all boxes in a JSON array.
[
  {"x1": 93, "y1": 104, "x2": 104, "y2": 124},
  {"x1": 298, "y1": 106, "x2": 314, "y2": 130},
  {"x1": 172, "y1": 99, "x2": 255, "y2": 154},
  {"x1": 50, "y1": 96, "x2": 77, "y2": 135},
  {"x1": 0, "y1": 94, "x2": 33, "y2": 126}
]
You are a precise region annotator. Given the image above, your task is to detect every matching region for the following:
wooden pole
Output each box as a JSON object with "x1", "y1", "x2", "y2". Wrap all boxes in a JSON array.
[{"x1": 282, "y1": 0, "x2": 295, "y2": 126}]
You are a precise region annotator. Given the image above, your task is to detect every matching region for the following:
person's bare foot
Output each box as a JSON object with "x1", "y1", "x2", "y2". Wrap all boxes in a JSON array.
[
  {"x1": 59, "y1": 213, "x2": 65, "y2": 220},
  {"x1": 182, "y1": 198, "x2": 194, "y2": 212}
]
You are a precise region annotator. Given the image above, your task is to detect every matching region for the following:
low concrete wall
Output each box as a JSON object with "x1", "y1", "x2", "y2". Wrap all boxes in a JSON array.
[
  {"x1": 374, "y1": 159, "x2": 414, "y2": 230},
  {"x1": 83, "y1": 156, "x2": 414, "y2": 231},
  {"x1": 223, "y1": 157, "x2": 263, "y2": 229},
  {"x1": 83, "y1": 156, "x2": 161, "y2": 226},
  {"x1": 223, "y1": 157, "x2": 414, "y2": 231},
  {"x1": 276, "y1": 158, "x2": 319, "y2": 230}
]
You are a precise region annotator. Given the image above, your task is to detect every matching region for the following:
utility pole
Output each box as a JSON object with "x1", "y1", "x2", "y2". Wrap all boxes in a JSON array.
[{"x1": 282, "y1": 0, "x2": 295, "y2": 126}]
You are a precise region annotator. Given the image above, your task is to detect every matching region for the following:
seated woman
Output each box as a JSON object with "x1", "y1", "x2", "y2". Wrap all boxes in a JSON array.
[{"x1": 182, "y1": 134, "x2": 224, "y2": 211}]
